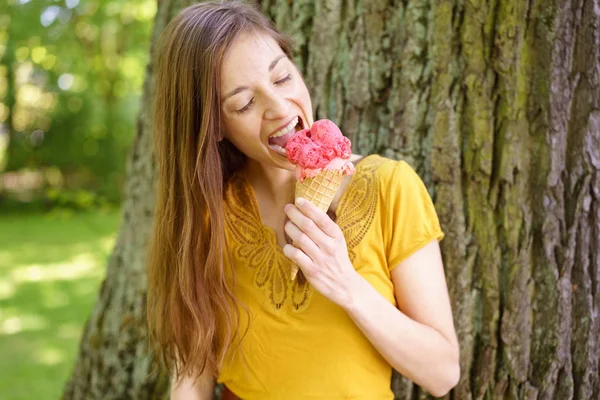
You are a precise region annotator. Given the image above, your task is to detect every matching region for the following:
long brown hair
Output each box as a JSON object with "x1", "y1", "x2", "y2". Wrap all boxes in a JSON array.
[{"x1": 147, "y1": 1, "x2": 293, "y2": 382}]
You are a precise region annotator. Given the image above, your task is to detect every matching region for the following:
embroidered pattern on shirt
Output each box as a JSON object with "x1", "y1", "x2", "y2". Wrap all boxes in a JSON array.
[
  {"x1": 336, "y1": 155, "x2": 387, "y2": 262},
  {"x1": 224, "y1": 174, "x2": 312, "y2": 311},
  {"x1": 223, "y1": 154, "x2": 389, "y2": 311}
]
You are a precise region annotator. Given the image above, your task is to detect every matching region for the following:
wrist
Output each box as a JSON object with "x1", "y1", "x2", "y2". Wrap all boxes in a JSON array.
[{"x1": 340, "y1": 270, "x2": 370, "y2": 314}]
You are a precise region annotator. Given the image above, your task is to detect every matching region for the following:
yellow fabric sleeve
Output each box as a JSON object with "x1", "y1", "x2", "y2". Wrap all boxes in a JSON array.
[{"x1": 384, "y1": 160, "x2": 445, "y2": 270}]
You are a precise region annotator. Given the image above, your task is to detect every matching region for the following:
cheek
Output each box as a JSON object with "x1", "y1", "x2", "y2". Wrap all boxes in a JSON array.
[
  {"x1": 222, "y1": 118, "x2": 243, "y2": 147},
  {"x1": 222, "y1": 115, "x2": 261, "y2": 147}
]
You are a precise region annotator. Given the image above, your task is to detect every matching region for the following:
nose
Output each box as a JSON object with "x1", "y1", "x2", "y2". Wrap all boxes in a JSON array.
[{"x1": 263, "y1": 90, "x2": 289, "y2": 120}]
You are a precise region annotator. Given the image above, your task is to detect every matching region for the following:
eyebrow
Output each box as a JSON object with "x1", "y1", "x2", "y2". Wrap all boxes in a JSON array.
[{"x1": 221, "y1": 54, "x2": 288, "y2": 103}]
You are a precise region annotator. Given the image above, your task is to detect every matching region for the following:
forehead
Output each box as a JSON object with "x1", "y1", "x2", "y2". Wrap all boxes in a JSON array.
[{"x1": 220, "y1": 33, "x2": 283, "y2": 87}]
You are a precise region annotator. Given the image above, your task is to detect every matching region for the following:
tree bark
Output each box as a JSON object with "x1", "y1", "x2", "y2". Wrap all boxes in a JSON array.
[
  {"x1": 63, "y1": 0, "x2": 600, "y2": 399},
  {"x1": 1, "y1": 18, "x2": 18, "y2": 175}
]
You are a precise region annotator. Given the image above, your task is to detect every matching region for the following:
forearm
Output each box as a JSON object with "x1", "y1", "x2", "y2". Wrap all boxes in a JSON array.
[{"x1": 343, "y1": 273, "x2": 460, "y2": 397}]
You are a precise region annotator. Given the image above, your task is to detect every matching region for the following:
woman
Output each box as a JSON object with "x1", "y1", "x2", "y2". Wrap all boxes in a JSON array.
[{"x1": 147, "y1": 1, "x2": 460, "y2": 399}]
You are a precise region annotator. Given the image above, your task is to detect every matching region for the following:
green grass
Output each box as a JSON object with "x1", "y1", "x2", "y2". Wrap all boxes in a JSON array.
[{"x1": 0, "y1": 209, "x2": 121, "y2": 400}]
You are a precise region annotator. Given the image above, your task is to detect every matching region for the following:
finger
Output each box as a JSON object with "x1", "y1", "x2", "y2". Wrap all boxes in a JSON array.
[
  {"x1": 284, "y1": 204, "x2": 332, "y2": 247},
  {"x1": 283, "y1": 244, "x2": 314, "y2": 274},
  {"x1": 284, "y1": 220, "x2": 321, "y2": 262},
  {"x1": 295, "y1": 197, "x2": 341, "y2": 238}
]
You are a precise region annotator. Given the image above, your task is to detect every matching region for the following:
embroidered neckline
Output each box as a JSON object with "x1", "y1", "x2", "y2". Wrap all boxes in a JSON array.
[
  {"x1": 236, "y1": 167, "x2": 355, "y2": 252},
  {"x1": 224, "y1": 154, "x2": 388, "y2": 311}
]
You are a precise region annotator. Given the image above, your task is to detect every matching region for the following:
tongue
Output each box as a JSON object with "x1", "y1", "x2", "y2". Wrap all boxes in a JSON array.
[{"x1": 269, "y1": 129, "x2": 297, "y2": 148}]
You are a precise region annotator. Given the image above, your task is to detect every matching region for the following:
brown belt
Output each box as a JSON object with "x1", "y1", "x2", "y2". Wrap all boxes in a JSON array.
[{"x1": 221, "y1": 385, "x2": 241, "y2": 400}]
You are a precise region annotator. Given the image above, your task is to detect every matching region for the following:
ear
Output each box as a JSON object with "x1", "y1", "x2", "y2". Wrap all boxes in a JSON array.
[{"x1": 217, "y1": 127, "x2": 227, "y2": 142}]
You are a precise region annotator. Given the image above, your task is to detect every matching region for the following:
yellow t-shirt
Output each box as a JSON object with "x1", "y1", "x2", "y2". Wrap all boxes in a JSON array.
[{"x1": 217, "y1": 154, "x2": 444, "y2": 399}]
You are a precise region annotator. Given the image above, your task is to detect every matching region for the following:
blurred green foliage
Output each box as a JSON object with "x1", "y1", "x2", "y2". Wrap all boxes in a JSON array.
[{"x1": 0, "y1": 0, "x2": 156, "y2": 207}]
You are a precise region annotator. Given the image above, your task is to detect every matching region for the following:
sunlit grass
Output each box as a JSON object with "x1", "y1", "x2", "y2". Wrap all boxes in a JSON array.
[{"x1": 0, "y1": 210, "x2": 121, "y2": 399}]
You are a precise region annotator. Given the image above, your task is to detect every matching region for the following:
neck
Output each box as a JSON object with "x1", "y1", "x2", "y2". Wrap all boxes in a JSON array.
[{"x1": 244, "y1": 159, "x2": 296, "y2": 207}]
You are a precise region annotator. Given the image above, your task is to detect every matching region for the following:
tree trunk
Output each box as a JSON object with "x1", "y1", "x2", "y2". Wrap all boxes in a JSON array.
[
  {"x1": 61, "y1": 0, "x2": 185, "y2": 397},
  {"x1": 63, "y1": 0, "x2": 600, "y2": 399},
  {"x1": 1, "y1": 20, "x2": 17, "y2": 175}
]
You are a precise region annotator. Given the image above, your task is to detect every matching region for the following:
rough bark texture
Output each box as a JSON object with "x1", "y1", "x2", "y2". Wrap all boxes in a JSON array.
[
  {"x1": 1, "y1": 22, "x2": 17, "y2": 174},
  {"x1": 63, "y1": 0, "x2": 600, "y2": 399}
]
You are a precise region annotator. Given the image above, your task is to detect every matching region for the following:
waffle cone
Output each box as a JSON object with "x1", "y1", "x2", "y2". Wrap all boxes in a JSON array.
[{"x1": 290, "y1": 169, "x2": 344, "y2": 280}]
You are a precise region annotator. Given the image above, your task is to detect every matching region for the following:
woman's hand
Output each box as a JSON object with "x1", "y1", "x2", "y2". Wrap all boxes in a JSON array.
[{"x1": 282, "y1": 197, "x2": 361, "y2": 307}]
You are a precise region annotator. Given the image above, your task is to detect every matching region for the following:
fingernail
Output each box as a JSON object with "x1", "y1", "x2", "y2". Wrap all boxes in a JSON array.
[{"x1": 296, "y1": 198, "x2": 305, "y2": 206}]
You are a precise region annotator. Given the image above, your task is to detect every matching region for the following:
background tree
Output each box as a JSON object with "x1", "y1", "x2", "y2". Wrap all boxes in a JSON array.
[
  {"x1": 64, "y1": 0, "x2": 600, "y2": 399},
  {"x1": 0, "y1": 0, "x2": 154, "y2": 206}
]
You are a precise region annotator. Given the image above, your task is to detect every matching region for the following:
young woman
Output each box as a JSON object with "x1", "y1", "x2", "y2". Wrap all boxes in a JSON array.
[{"x1": 147, "y1": 2, "x2": 460, "y2": 399}]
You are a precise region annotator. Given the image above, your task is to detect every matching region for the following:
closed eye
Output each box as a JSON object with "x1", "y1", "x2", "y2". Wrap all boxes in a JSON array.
[
  {"x1": 275, "y1": 74, "x2": 292, "y2": 85},
  {"x1": 235, "y1": 74, "x2": 292, "y2": 115},
  {"x1": 235, "y1": 98, "x2": 254, "y2": 115}
]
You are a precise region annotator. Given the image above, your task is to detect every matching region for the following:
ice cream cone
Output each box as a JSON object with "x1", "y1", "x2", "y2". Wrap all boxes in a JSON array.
[
  {"x1": 285, "y1": 119, "x2": 355, "y2": 280},
  {"x1": 290, "y1": 169, "x2": 344, "y2": 280}
]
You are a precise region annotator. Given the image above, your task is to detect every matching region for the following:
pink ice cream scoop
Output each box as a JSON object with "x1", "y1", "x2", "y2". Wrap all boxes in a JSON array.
[{"x1": 286, "y1": 119, "x2": 355, "y2": 181}]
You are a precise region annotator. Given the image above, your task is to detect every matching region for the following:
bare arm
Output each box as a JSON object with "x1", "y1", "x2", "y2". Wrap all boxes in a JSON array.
[
  {"x1": 170, "y1": 363, "x2": 215, "y2": 400},
  {"x1": 343, "y1": 240, "x2": 460, "y2": 397},
  {"x1": 283, "y1": 198, "x2": 460, "y2": 396}
]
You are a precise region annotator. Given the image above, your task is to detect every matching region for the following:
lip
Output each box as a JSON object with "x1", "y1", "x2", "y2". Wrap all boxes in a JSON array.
[{"x1": 268, "y1": 115, "x2": 302, "y2": 138}]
